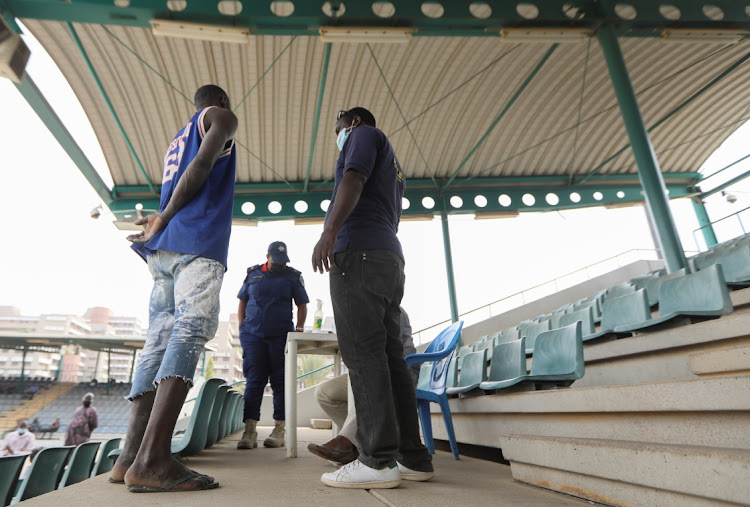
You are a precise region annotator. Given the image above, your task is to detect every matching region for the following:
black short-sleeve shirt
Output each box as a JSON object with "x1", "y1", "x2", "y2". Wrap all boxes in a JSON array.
[{"x1": 326, "y1": 126, "x2": 405, "y2": 262}]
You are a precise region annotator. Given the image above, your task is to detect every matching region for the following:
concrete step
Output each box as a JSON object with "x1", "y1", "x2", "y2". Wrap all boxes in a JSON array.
[{"x1": 501, "y1": 436, "x2": 750, "y2": 506}]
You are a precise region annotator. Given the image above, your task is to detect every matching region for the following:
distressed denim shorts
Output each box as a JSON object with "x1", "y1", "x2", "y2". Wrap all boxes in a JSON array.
[{"x1": 128, "y1": 250, "x2": 224, "y2": 400}]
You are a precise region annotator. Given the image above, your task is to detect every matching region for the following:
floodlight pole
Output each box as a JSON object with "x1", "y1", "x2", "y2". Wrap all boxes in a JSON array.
[
  {"x1": 20, "y1": 346, "x2": 27, "y2": 393},
  {"x1": 440, "y1": 195, "x2": 459, "y2": 324},
  {"x1": 597, "y1": 23, "x2": 687, "y2": 273},
  {"x1": 106, "y1": 350, "x2": 111, "y2": 395},
  {"x1": 691, "y1": 197, "x2": 718, "y2": 249}
]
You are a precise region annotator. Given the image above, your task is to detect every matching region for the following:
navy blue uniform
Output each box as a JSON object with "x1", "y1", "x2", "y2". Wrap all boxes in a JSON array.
[{"x1": 238, "y1": 263, "x2": 309, "y2": 421}]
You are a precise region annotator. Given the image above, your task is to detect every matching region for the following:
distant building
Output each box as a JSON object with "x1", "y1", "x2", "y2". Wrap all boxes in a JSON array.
[{"x1": 205, "y1": 317, "x2": 243, "y2": 383}]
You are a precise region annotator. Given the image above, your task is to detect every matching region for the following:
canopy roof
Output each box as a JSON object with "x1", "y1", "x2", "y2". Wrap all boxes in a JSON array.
[{"x1": 5, "y1": 0, "x2": 750, "y2": 220}]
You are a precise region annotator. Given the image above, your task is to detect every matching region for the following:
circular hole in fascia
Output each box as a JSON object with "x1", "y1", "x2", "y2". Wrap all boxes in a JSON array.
[
  {"x1": 562, "y1": 3, "x2": 584, "y2": 19},
  {"x1": 522, "y1": 193, "x2": 536, "y2": 206},
  {"x1": 218, "y1": 1, "x2": 242, "y2": 15},
  {"x1": 659, "y1": 4, "x2": 680, "y2": 20},
  {"x1": 166, "y1": 0, "x2": 186, "y2": 11},
  {"x1": 422, "y1": 197, "x2": 435, "y2": 209},
  {"x1": 617, "y1": 191, "x2": 625, "y2": 199},
  {"x1": 702, "y1": 5, "x2": 724, "y2": 20},
  {"x1": 114, "y1": 0, "x2": 130, "y2": 7},
  {"x1": 545, "y1": 193, "x2": 560, "y2": 206},
  {"x1": 570, "y1": 192, "x2": 581, "y2": 203},
  {"x1": 469, "y1": 2, "x2": 492, "y2": 19},
  {"x1": 450, "y1": 196, "x2": 463, "y2": 208},
  {"x1": 421, "y1": 2, "x2": 444, "y2": 18},
  {"x1": 372, "y1": 1, "x2": 396, "y2": 18},
  {"x1": 498, "y1": 194, "x2": 512, "y2": 207},
  {"x1": 402, "y1": 197, "x2": 411, "y2": 210},
  {"x1": 294, "y1": 200, "x2": 308, "y2": 213},
  {"x1": 593, "y1": 191, "x2": 604, "y2": 201},
  {"x1": 516, "y1": 3, "x2": 539, "y2": 19},
  {"x1": 322, "y1": 1, "x2": 346, "y2": 17},
  {"x1": 270, "y1": 1, "x2": 295, "y2": 17},
  {"x1": 135, "y1": 203, "x2": 144, "y2": 211},
  {"x1": 474, "y1": 195, "x2": 487, "y2": 208},
  {"x1": 268, "y1": 201, "x2": 282, "y2": 214},
  {"x1": 241, "y1": 202, "x2": 256, "y2": 215},
  {"x1": 320, "y1": 199, "x2": 331, "y2": 212},
  {"x1": 614, "y1": 4, "x2": 637, "y2": 20}
]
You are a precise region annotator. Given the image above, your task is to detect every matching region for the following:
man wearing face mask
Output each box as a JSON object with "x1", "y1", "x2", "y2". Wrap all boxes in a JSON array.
[
  {"x1": 311, "y1": 108, "x2": 433, "y2": 489},
  {"x1": 237, "y1": 241, "x2": 309, "y2": 450},
  {"x1": 0, "y1": 420, "x2": 36, "y2": 456},
  {"x1": 64, "y1": 392, "x2": 98, "y2": 446}
]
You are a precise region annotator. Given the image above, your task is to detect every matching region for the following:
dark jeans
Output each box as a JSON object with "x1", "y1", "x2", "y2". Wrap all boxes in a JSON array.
[
  {"x1": 331, "y1": 248, "x2": 432, "y2": 472},
  {"x1": 241, "y1": 333, "x2": 286, "y2": 421}
]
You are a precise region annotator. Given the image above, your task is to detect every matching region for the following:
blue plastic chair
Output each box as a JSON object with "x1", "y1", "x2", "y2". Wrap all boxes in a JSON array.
[{"x1": 405, "y1": 320, "x2": 464, "y2": 460}]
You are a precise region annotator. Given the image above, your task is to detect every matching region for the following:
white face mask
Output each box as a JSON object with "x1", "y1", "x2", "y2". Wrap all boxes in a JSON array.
[{"x1": 336, "y1": 121, "x2": 355, "y2": 151}]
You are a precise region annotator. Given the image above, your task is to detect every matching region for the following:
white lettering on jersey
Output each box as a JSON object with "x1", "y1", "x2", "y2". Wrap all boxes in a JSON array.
[{"x1": 162, "y1": 121, "x2": 193, "y2": 184}]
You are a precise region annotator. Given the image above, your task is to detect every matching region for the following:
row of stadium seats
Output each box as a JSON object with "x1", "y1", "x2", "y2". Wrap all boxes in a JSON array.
[
  {"x1": 0, "y1": 437, "x2": 121, "y2": 505},
  {"x1": 448, "y1": 237, "x2": 745, "y2": 395}
]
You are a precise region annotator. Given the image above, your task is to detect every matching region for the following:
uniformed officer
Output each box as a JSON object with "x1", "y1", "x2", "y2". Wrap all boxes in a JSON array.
[{"x1": 237, "y1": 241, "x2": 309, "y2": 450}]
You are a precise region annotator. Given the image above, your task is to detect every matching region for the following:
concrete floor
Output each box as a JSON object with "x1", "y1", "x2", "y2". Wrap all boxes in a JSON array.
[{"x1": 21, "y1": 428, "x2": 588, "y2": 506}]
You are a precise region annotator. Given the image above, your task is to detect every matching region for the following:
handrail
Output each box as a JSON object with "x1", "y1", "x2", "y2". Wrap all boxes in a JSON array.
[
  {"x1": 412, "y1": 248, "x2": 665, "y2": 345},
  {"x1": 692, "y1": 205, "x2": 750, "y2": 251}
]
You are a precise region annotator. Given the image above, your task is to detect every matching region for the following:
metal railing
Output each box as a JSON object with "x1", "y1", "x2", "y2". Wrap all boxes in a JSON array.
[
  {"x1": 412, "y1": 248, "x2": 664, "y2": 345},
  {"x1": 692, "y1": 205, "x2": 750, "y2": 252}
]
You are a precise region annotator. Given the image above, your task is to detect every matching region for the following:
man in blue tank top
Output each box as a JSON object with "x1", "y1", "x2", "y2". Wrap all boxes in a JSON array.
[
  {"x1": 312, "y1": 107, "x2": 433, "y2": 489},
  {"x1": 111, "y1": 85, "x2": 237, "y2": 493}
]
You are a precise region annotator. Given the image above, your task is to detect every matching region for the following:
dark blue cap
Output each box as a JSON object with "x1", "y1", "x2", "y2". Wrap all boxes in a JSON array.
[{"x1": 268, "y1": 241, "x2": 290, "y2": 263}]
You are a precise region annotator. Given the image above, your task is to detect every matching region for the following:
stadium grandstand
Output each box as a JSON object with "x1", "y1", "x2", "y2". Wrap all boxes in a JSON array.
[{"x1": 1, "y1": 0, "x2": 749, "y2": 505}]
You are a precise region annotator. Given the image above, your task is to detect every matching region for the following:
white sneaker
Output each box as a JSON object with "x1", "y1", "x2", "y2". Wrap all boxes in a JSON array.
[
  {"x1": 397, "y1": 462, "x2": 435, "y2": 482},
  {"x1": 321, "y1": 459, "x2": 402, "y2": 489}
]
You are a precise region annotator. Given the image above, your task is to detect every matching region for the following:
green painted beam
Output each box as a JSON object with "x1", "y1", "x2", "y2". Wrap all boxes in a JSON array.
[
  {"x1": 439, "y1": 195, "x2": 459, "y2": 324},
  {"x1": 66, "y1": 22, "x2": 156, "y2": 195},
  {"x1": 442, "y1": 44, "x2": 558, "y2": 189},
  {"x1": 577, "y1": 49, "x2": 750, "y2": 185},
  {"x1": 304, "y1": 43, "x2": 331, "y2": 192},
  {"x1": 14, "y1": 75, "x2": 114, "y2": 205},
  {"x1": 598, "y1": 19, "x2": 687, "y2": 273},
  {"x1": 699, "y1": 152, "x2": 750, "y2": 185},
  {"x1": 691, "y1": 197, "x2": 718, "y2": 248},
  {"x1": 4, "y1": 0, "x2": 750, "y2": 35},
  {"x1": 700, "y1": 167, "x2": 750, "y2": 199},
  {"x1": 108, "y1": 182, "x2": 693, "y2": 222}
]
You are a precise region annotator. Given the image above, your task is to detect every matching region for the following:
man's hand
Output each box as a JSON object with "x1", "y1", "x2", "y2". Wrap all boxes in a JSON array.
[
  {"x1": 312, "y1": 230, "x2": 337, "y2": 273},
  {"x1": 127, "y1": 213, "x2": 166, "y2": 245}
]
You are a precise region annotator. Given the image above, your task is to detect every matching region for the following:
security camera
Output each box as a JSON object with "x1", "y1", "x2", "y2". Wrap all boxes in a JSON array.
[
  {"x1": 90, "y1": 206, "x2": 102, "y2": 219},
  {"x1": 722, "y1": 191, "x2": 738, "y2": 204}
]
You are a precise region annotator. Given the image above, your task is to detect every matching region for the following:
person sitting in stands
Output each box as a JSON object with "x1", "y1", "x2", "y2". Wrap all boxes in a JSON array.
[
  {"x1": 28, "y1": 418, "x2": 41, "y2": 434},
  {"x1": 1, "y1": 421, "x2": 36, "y2": 456},
  {"x1": 38, "y1": 418, "x2": 60, "y2": 439},
  {"x1": 64, "y1": 393, "x2": 98, "y2": 446}
]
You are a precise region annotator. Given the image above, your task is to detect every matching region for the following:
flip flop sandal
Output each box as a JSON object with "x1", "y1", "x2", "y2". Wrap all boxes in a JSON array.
[
  {"x1": 108, "y1": 478, "x2": 125, "y2": 484},
  {"x1": 128, "y1": 474, "x2": 220, "y2": 493}
]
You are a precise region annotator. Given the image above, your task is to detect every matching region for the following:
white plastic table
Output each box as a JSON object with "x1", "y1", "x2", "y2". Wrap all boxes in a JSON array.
[{"x1": 285, "y1": 331, "x2": 341, "y2": 458}]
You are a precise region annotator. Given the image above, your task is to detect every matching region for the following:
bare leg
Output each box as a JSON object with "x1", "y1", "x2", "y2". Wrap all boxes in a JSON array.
[
  {"x1": 111, "y1": 391, "x2": 155, "y2": 482},
  {"x1": 124, "y1": 378, "x2": 215, "y2": 490}
]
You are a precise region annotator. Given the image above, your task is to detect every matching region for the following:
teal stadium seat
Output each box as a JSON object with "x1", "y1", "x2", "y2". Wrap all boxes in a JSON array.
[
  {"x1": 58, "y1": 441, "x2": 100, "y2": 488},
  {"x1": 519, "y1": 319, "x2": 551, "y2": 354},
  {"x1": 91, "y1": 437, "x2": 121, "y2": 477},
  {"x1": 456, "y1": 345, "x2": 473, "y2": 370},
  {"x1": 481, "y1": 322, "x2": 584, "y2": 390},
  {"x1": 205, "y1": 385, "x2": 229, "y2": 448},
  {"x1": 446, "y1": 350, "x2": 487, "y2": 396},
  {"x1": 615, "y1": 264, "x2": 733, "y2": 333},
  {"x1": 218, "y1": 389, "x2": 234, "y2": 441},
  {"x1": 0, "y1": 455, "x2": 26, "y2": 507},
  {"x1": 405, "y1": 321, "x2": 464, "y2": 460},
  {"x1": 479, "y1": 338, "x2": 528, "y2": 391},
  {"x1": 695, "y1": 245, "x2": 750, "y2": 285},
  {"x1": 171, "y1": 378, "x2": 223, "y2": 456},
  {"x1": 11, "y1": 447, "x2": 72, "y2": 504},
  {"x1": 644, "y1": 268, "x2": 687, "y2": 306},
  {"x1": 585, "y1": 289, "x2": 651, "y2": 341},
  {"x1": 498, "y1": 327, "x2": 520, "y2": 344},
  {"x1": 445, "y1": 353, "x2": 458, "y2": 389},
  {"x1": 559, "y1": 305, "x2": 596, "y2": 337},
  {"x1": 604, "y1": 284, "x2": 635, "y2": 301}
]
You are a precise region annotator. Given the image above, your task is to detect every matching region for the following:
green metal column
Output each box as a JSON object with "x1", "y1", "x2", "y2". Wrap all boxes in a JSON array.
[
  {"x1": 129, "y1": 351, "x2": 137, "y2": 383},
  {"x1": 19, "y1": 346, "x2": 27, "y2": 393},
  {"x1": 440, "y1": 195, "x2": 459, "y2": 324},
  {"x1": 597, "y1": 24, "x2": 687, "y2": 273},
  {"x1": 692, "y1": 197, "x2": 718, "y2": 249}
]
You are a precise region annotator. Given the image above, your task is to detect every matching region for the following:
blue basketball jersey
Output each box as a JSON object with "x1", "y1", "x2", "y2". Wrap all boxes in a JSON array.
[{"x1": 132, "y1": 106, "x2": 236, "y2": 268}]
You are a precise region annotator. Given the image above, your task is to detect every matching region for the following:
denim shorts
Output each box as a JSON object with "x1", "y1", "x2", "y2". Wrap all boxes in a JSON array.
[{"x1": 128, "y1": 250, "x2": 224, "y2": 400}]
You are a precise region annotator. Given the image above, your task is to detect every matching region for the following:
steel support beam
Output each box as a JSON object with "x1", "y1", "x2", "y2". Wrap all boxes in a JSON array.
[
  {"x1": 440, "y1": 195, "x2": 459, "y2": 324},
  {"x1": 304, "y1": 43, "x2": 332, "y2": 192},
  {"x1": 106, "y1": 350, "x2": 111, "y2": 394},
  {"x1": 14, "y1": 75, "x2": 114, "y2": 205},
  {"x1": 20, "y1": 346, "x2": 27, "y2": 393},
  {"x1": 598, "y1": 22, "x2": 687, "y2": 273},
  {"x1": 67, "y1": 22, "x2": 156, "y2": 195},
  {"x1": 443, "y1": 44, "x2": 557, "y2": 189},
  {"x1": 691, "y1": 197, "x2": 718, "y2": 249},
  {"x1": 129, "y1": 350, "x2": 137, "y2": 383},
  {"x1": 700, "y1": 167, "x2": 750, "y2": 199}
]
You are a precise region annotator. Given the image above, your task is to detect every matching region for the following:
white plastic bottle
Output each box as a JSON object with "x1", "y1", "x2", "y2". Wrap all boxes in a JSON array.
[{"x1": 313, "y1": 299, "x2": 324, "y2": 332}]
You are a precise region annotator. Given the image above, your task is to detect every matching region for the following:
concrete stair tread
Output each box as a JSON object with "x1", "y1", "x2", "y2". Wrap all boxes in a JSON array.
[{"x1": 502, "y1": 435, "x2": 750, "y2": 505}]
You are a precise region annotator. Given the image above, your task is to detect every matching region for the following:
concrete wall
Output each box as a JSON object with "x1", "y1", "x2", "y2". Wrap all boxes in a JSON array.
[{"x1": 258, "y1": 386, "x2": 327, "y2": 427}]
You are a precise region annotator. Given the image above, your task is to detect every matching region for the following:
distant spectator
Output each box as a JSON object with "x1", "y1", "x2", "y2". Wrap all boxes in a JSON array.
[
  {"x1": 27, "y1": 385, "x2": 39, "y2": 400},
  {"x1": 1, "y1": 421, "x2": 36, "y2": 456},
  {"x1": 64, "y1": 393, "x2": 98, "y2": 446},
  {"x1": 28, "y1": 418, "x2": 41, "y2": 433},
  {"x1": 38, "y1": 418, "x2": 60, "y2": 439}
]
